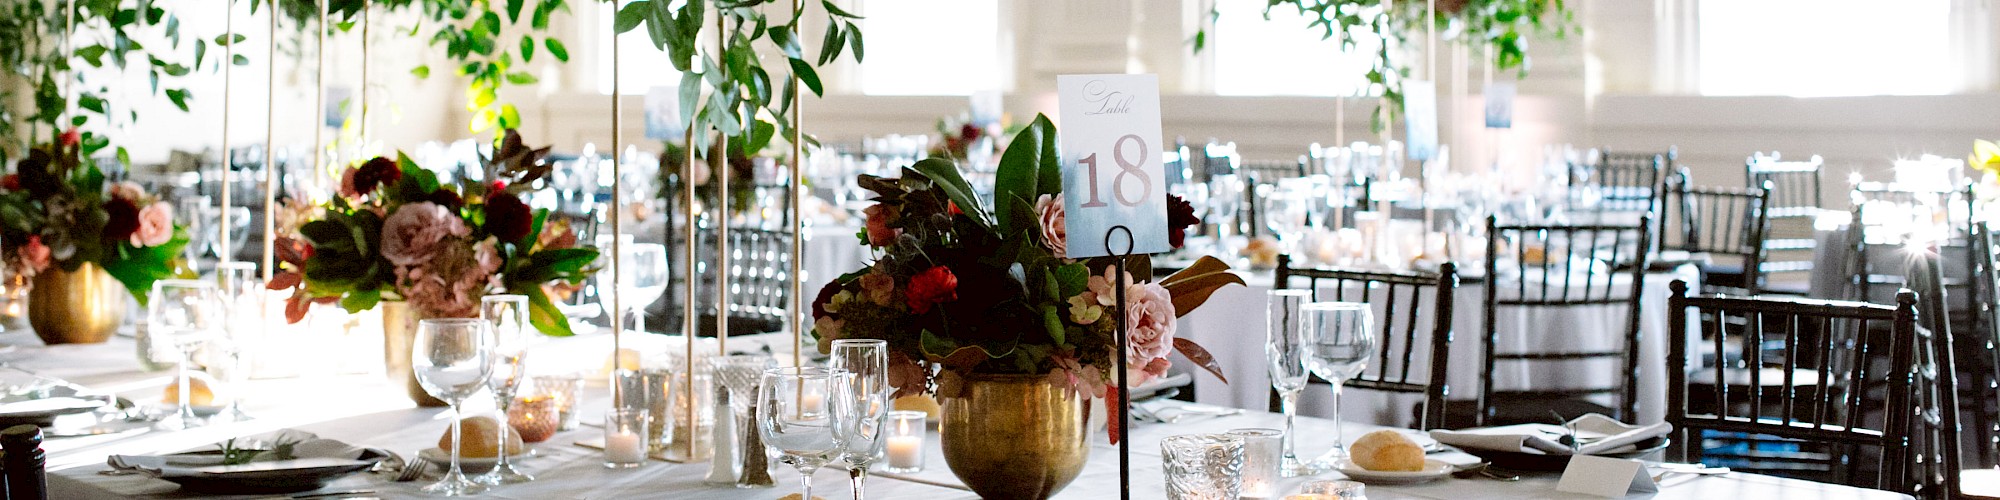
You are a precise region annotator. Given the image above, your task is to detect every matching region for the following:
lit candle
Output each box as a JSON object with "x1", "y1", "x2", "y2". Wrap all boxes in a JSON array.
[
  {"x1": 885, "y1": 410, "x2": 927, "y2": 472},
  {"x1": 886, "y1": 436, "x2": 922, "y2": 468},
  {"x1": 604, "y1": 408, "x2": 649, "y2": 468},
  {"x1": 605, "y1": 431, "x2": 644, "y2": 464}
]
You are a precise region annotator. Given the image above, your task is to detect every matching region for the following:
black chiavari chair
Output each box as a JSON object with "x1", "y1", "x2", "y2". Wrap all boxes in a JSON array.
[
  {"x1": 1667, "y1": 280, "x2": 1923, "y2": 492},
  {"x1": 1473, "y1": 215, "x2": 1652, "y2": 426},
  {"x1": 1906, "y1": 250, "x2": 1971, "y2": 500},
  {"x1": 1272, "y1": 255, "x2": 1459, "y2": 430},
  {"x1": 1664, "y1": 179, "x2": 1772, "y2": 295},
  {"x1": 1965, "y1": 221, "x2": 2000, "y2": 472},
  {"x1": 1844, "y1": 182, "x2": 1975, "y2": 308},
  {"x1": 694, "y1": 227, "x2": 794, "y2": 337},
  {"x1": 1572, "y1": 148, "x2": 1671, "y2": 215},
  {"x1": 1746, "y1": 153, "x2": 1825, "y2": 295}
]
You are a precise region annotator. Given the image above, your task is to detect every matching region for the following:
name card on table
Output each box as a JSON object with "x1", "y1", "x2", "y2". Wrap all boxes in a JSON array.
[
  {"x1": 1403, "y1": 79, "x2": 1440, "y2": 162},
  {"x1": 1057, "y1": 74, "x2": 1171, "y2": 258},
  {"x1": 1556, "y1": 455, "x2": 1660, "y2": 497}
]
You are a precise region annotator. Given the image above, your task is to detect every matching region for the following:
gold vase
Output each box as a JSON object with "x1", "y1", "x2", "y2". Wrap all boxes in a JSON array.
[
  {"x1": 381, "y1": 301, "x2": 448, "y2": 407},
  {"x1": 940, "y1": 374, "x2": 1089, "y2": 500},
  {"x1": 27, "y1": 263, "x2": 127, "y2": 345}
]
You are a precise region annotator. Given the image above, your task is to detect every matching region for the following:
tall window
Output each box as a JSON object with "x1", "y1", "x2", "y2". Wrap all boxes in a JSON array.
[
  {"x1": 857, "y1": 0, "x2": 1003, "y2": 95},
  {"x1": 1698, "y1": 0, "x2": 1953, "y2": 96},
  {"x1": 596, "y1": 1, "x2": 675, "y2": 95},
  {"x1": 1210, "y1": 0, "x2": 1375, "y2": 96}
]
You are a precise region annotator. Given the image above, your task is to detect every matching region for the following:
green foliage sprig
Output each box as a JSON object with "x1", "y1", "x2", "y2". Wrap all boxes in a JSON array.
[{"x1": 0, "y1": 0, "x2": 210, "y2": 161}]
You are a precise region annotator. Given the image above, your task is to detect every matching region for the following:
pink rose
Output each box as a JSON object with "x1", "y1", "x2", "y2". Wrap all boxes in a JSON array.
[
  {"x1": 859, "y1": 271, "x2": 896, "y2": 307},
  {"x1": 130, "y1": 202, "x2": 174, "y2": 247},
  {"x1": 20, "y1": 236, "x2": 51, "y2": 275},
  {"x1": 380, "y1": 202, "x2": 470, "y2": 267},
  {"x1": 108, "y1": 181, "x2": 145, "y2": 203},
  {"x1": 1035, "y1": 194, "x2": 1066, "y2": 256},
  {"x1": 863, "y1": 204, "x2": 901, "y2": 247},
  {"x1": 1123, "y1": 281, "x2": 1177, "y2": 386}
]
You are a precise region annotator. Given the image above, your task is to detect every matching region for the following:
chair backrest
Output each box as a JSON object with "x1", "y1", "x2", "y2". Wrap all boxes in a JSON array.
[
  {"x1": 696, "y1": 227, "x2": 795, "y2": 336},
  {"x1": 1479, "y1": 215, "x2": 1654, "y2": 425},
  {"x1": 1666, "y1": 180, "x2": 1773, "y2": 294},
  {"x1": 1746, "y1": 153, "x2": 1825, "y2": 219},
  {"x1": 1273, "y1": 255, "x2": 1459, "y2": 430},
  {"x1": 1844, "y1": 182, "x2": 1976, "y2": 304},
  {"x1": 1969, "y1": 221, "x2": 2000, "y2": 469},
  {"x1": 1905, "y1": 251, "x2": 1965, "y2": 499},
  {"x1": 1573, "y1": 149, "x2": 1671, "y2": 214},
  {"x1": 1666, "y1": 280, "x2": 1921, "y2": 492}
]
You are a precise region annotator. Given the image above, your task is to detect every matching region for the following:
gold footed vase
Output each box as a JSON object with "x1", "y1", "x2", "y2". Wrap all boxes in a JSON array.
[
  {"x1": 940, "y1": 374, "x2": 1089, "y2": 500},
  {"x1": 27, "y1": 263, "x2": 127, "y2": 345},
  {"x1": 380, "y1": 301, "x2": 447, "y2": 407}
]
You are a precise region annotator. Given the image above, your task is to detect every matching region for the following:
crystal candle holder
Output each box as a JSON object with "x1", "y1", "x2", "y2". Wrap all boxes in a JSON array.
[
  {"x1": 1161, "y1": 433, "x2": 1244, "y2": 500},
  {"x1": 604, "y1": 408, "x2": 650, "y2": 468},
  {"x1": 507, "y1": 394, "x2": 561, "y2": 443},
  {"x1": 1227, "y1": 428, "x2": 1281, "y2": 498},
  {"x1": 531, "y1": 374, "x2": 582, "y2": 431},
  {"x1": 884, "y1": 410, "x2": 927, "y2": 473}
]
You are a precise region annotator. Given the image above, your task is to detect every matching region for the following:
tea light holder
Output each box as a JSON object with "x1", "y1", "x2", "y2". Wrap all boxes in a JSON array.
[
  {"x1": 1297, "y1": 479, "x2": 1365, "y2": 499},
  {"x1": 1161, "y1": 433, "x2": 1244, "y2": 500},
  {"x1": 531, "y1": 374, "x2": 582, "y2": 431},
  {"x1": 1227, "y1": 428, "x2": 1281, "y2": 498},
  {"x1": 884, "y1": 410, "x2": 927, "y2": 473},
  {"x1": 508, "y1": 395, "x2": 561, "y2": 443},
  {"x1": 604, "y1": 408, "x2": 650, "y2": 468}
]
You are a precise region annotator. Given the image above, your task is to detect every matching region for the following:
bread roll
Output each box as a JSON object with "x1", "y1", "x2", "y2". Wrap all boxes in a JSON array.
[
  {"x1": 1349, "y1": 430, "x2": 1425, "y2": 472},
  {"x1": 439, "y1": 416, "x2": 527, "y2": 458},
  {"x1": 160, "y1": 373, "x2": 216, "y2": 406}
]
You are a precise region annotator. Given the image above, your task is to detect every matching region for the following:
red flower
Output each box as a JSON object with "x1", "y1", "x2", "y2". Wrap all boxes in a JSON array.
[
  {"x1": 958, "y1": 123, "x2": 981, "y2": 142},
  {"x1": 489, "y1": 180, "x2": 508, "y2": 193},
  {"x1": 1167, "y1": 194, "x2": 1200, "y2": 249},
  {"x1": 948, "y1": 201, "x2": 964, "y2": 217},
  {"x1": 60, "y1": 128, "x2": 79, "y2": 147},
  {"x1": 905, "y1": 266, "x2": 959, "y2": 314},
  {"x1": 0, "y1": 174, "x2": 17, "y2": 191},
  {"x1": 484, "y1": 192, "x2": 534, "y2": 242},
  {"x1": 103, "y1": 197, "x2": 140, "y2": 243},
  {"x1": 424, "y1": 189, "x2": 464, "y2": 211},
  {"x1": 351, "y1": 157, "x2": 403, "y2": 196}
]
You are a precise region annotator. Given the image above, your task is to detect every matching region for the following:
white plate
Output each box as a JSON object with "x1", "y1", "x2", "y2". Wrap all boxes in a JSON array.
[
  {"x1": 418, "y1": 447, "x2": 532, "y2": 472},
  {"x1": 1336, "y1": 459, "x2": 1455, "y2": 485}
]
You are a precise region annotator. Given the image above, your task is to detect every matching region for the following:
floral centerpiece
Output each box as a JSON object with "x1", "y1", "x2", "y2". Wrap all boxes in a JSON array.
[
  {"x1": 0, "y1": 129, "x2": 190, "y2": 343},
  {"x1": 808, "y1": 114, "x2": 1239, "y2": 499},
  {"x1": 268, "y1": 129, "x2": 598, "y2": 336}
]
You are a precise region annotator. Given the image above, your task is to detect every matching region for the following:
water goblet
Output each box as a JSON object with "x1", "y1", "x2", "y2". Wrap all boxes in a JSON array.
[
  {"x1": 210, "y1": 262, "x2": 261, "y2": 423},
  {"x1": 413, "y1": 318, "x2": 495, "y2": 497},
  {"x1": 829, "y1": 340, "x2": 890, "y2": 500},
  {"x1": 149, "y1": 279, "x2": 222, "y2": 430},
  {"x1": 758, "y1": 367, "x2": 850, "y2": 500},
  {"x1": 475, "y1": 295, "x2": 534, "y2": 485},
  {"x1": 1264, "y1": 289, "x2": 1317, "y2": 476},
  {"x1": 1302, "y1": 302, "x2": 1376, "y2": 469}
]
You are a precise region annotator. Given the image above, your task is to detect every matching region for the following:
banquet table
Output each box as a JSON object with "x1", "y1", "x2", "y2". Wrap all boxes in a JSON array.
[
  {"x1": 11, "y1": 329, "x2": 1913, "y2": 500},
  {"x1": 1174, "y1": 263, "x2": 1699, "y2": 427}
]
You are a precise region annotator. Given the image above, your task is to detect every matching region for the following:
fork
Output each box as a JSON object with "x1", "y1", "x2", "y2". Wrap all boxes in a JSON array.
[{"x1": 394, "y1": 457, "x2": 429, "y2": 482}]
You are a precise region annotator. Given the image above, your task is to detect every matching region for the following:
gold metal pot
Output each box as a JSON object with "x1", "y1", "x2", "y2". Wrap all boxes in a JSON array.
[
  {"x1": 940, "y1": 374, "x2": 1089, "y2": 500},
  {"x1": 381, "y1": 301, "x2": 447, "y2": 407},
  {"x1": 27, "y1": 263, "x2": 127, "y2": 345}
]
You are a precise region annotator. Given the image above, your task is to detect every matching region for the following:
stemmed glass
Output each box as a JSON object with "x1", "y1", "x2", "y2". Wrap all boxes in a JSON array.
[
  {"x1": 830, "y1": 340, "x2": 890, "y2": 499},
  {"x1": 412, "y1": 318, "x2": 496, "y2": 497},
  {"x1": 1301, "y1": 302, "x2": 1376, "y2": 469},
  {"x1": 759, "y1": 367, "x2": 850, "y2": 500},
  {"x1": 1207, "y1": 174, "x2": 1244, "y2": 243},
  {"x1": 595, "y1": 236, "x2": 669, "y2": 334},
  {"x1": 149, "y1": 279, "x2": 222, "y2": 430},
  {"x1": 475, "y1": 295, "x2": 534, "y2": 485},
  {"x1": 211, "y1": 262, "x2": 261, "y2": 422},
  {"x1": 176, "y1": 196, "x2": 211, "y2": 267},
  {"x1": 1265, "y1": 289, "x2": 1317, "y2": 476}
]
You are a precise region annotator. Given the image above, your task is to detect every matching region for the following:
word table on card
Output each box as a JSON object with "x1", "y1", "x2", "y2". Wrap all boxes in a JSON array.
[{"x1": 1058, "y1": 74, "x2": 1170, "y2": 259}]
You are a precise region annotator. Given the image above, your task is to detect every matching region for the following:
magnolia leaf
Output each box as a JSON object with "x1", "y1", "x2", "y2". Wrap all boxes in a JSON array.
[
  {"x1": 1041, "y1": 304, "x2": 1065, "y2": 345},
  {"x1": 523, "y1": 285, "x2": 574, "y2": 336},
  {"x1": 1159, "y1": 256, "x2": 1244, "y2": 317},
  {"x1": 1173, "y1": 337, "x2": 1228, "y2": 384},
  {"x1": 911, "y1": 158, "x2": 993, "y2": 228}
]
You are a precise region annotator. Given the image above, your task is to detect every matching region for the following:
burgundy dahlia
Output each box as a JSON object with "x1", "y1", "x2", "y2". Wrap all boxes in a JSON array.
[
  {"x1": 483, "y1": 192, "x2": 533, "y2": 242},
  {"x1": 351, "y1": 157, "x2": 403, "y2": 196}
]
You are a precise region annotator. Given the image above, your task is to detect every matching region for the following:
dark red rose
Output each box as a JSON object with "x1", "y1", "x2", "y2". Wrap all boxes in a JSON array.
[
  {"x1": 60, "y1": 128, "x2": 79, "y2": 147},
  {"x1": 103, "y1": 197, "x2": 140, "y2": 242},
  {"x1": 484, "y1": 192, "x2": 533, "y2": 242},
  {"x1": 958, "y1": 123, "x2": 981, "y2": 142},
  {"x1": 0, "y1": 174, "x2": 17, "y2": 191},
  {"x1": 351, "y1": 157, "x2": 402, "y2": 196},
  {"x1": 424, "y1": 189, "x2": 464, "y2": 211},
  {"x1": 905, "y1": 266, "x2": 958, "y2": 314},
  {"x1": 1167, "y1": 194, "x2": 1200, "y2": 249}
]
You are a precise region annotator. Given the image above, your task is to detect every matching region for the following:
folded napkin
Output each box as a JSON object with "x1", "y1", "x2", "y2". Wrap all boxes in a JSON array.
[
  {"x1": 0, "y1": 397, "x2": 105, "y2": 414},
  {"x1": 108, "y1": 430, "x2": 386, "y2": 478},
  {"x1": 1429, "y1": 414, "x2": 1671, "y2": 456}
]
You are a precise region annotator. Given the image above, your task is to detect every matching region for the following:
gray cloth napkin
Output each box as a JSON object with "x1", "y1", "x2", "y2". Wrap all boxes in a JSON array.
[
  {"x1": 107, "y1": 429, "x2": 384, "y2": 478},
  {"x1": 1429, "y1": 414, "x2": 1671, "y2": 455}
]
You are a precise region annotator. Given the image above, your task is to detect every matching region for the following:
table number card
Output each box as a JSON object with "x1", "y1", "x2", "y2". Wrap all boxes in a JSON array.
[
  {"x1": 1057, "y1": 74, "x2": 1170, "y2": 258},
  {"x1": 644, "y1": 86, "x2": 684, "y2": 141},
  {"x1": 1403, "y1": 79, "x2": 1440, "y2": 162},
  {"x1": 1556, "y1": 455, "x2": 1660, "y2": 497},
  {"x1": 1485, "y1": 81, "x2": 1516, "y2": 129}
]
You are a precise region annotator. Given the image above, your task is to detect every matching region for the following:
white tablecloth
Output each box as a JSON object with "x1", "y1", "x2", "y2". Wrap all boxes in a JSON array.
[
  {"x1": 1807, "y1": 227, "x2": 1971, "y2": 307},
  {"x1": 1175, "y1": 265, "x2": 1699, "y2": 427}
]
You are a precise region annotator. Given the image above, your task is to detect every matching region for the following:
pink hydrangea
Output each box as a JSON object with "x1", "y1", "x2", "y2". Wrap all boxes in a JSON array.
[{"x1": 380, "y1": 202, "x2": 469, "y2": 267}]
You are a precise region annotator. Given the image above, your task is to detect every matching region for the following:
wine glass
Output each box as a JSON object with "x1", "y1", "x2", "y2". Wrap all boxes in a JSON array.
[
  {"x1": 759, "y1": 367, "x2": 850, "y2": 500},
  {"x1": 413, "y1": 318, "x2": 496, "y2": 497},
  {"x1": 1301, "y1": 302, "x2": 1376, "y2": 469},
  {"x1": 1207, "y1": 174, "x2": 1244, "y2": 242},
  {"x1": 830, "y1": 340, "x2": 890, "y2": 499},
  {"x1": 1264, "y1": 289, "x2": 1317, "y2": 476},
  {"x1": 210, "y1": 262, "x2": 261, "y2": 422},
  {"x1": 594, "y1": 236, "x2": 669, "y2": 334},
  {"x1": 176, "y1": 196, "x2": 212, "y2": 268},
  {"x1": 149, "y1": 279, "x2": 222, "y2": 430},
  {"x1": 475, "y1": 295, "x2": 534, "y2": 485}
]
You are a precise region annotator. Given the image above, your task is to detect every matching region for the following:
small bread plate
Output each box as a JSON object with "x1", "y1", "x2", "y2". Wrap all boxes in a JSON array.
[
  {"x1": 418, "y1": 447, "x2": 533, "y2": 473},
  {"x1": 1335, "y1": 458, "x2": 1455, "y2": 485}
]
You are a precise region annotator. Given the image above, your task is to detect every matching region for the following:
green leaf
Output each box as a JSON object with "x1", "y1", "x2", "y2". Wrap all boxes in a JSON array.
[
  {"x1": 817, "y1": 20, "x2": 843, "y2": 66},
  {"x1": 911, "y1": 158, "x2": 992, "y2": 228},
  {"x1": 522, "y1": 285, "x2": 574, "y2": 336},
  {"x1": 410, "y1": 65, "x2": 430, "y2": 78},
  {"x1": 822, "y1": 0, "x2": 863, "y2": 19},
  {"x1": 544, "y1": 38, "x2": 569, "y2": 62},
  {"x1": 505, "y1": 72, "x2": 538, "y2": 85},
  {"x1": 232, "y1": 54, "x2": 248, "y2": 66},
  {"x1": 788, "y1": 57, "x2": 822, "y2": 96},
  {"x1": 499, "y1": 104, "x2": 521, "y2": 129},
  {"x1": 677, "y1": 71, "x2": 700, "y2": 133},
  {"x1": 1054, "y1": 262, "x2": 1089, "y2": 297},
  {"x1": 340, "y1": 288, "x2": 382, "y2": 313},
  {"x1": 213, "y1": 33, "x2": 246, "y2": 46},
  {"x1": 77, "y1": 45, "x2": 108, "y2": 67},
  {"x1": 164, "y1": 88, "x2": 191, "y2": 111},
  {"x1": 506, "y1": 0, "x2": 525, "y2": 22},
  {"x1": 993, "y1": 113, "x2": 1058, "y2": 230},
  {"x1": 520, "y1": 36, "x2": 535, "y2": 62},
  {"x1": 614, "y1": 1, "x2": 648, "y2": 33},
  {"x1": 846, "y1": 20, "x2": 864, "y2": 63},
  {"x1": 193, "y1": 39, "x2": 206, "y2": 67},
  {"x1": 740, "y1": 119, "x2": 774, "y2": 157},
  {"x1": 769, "y1": 24, "x2": 802, "y2": 59},
  {"x1": 1041, "y1": 304, "x2": 1065, "y2": 345}
]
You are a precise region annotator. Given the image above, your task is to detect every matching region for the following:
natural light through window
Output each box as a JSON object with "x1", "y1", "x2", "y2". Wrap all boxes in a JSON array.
[
  {"x1": 1211, "y1": 0, "x2": 1374, "y2": 96},
  {"x1": 858, "y1": 0, "x2": 1002, "y2": 95},
  {"x1": 596, "y1": 1, "x2": 673, "y2": 95},
  {"x1": 1698, "y1": 0, "x2": 1952, "y2": 97}
]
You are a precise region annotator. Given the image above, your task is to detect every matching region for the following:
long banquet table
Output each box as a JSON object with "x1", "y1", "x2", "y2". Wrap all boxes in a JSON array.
[{"x1": 6, "y1": 330, "x2": 1913, "y2": 499}]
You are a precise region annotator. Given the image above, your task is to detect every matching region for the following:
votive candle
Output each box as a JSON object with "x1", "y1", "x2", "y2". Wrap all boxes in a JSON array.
[
  {"x1": 1228, "y1": 428, "x2": 1282, "y2": 498},
  {"x1": 605, "y1": 408, "x2": 649, "y2": 468},
  {"x1": 885, "y1": 410, "x2": 927, "y2": 472}
]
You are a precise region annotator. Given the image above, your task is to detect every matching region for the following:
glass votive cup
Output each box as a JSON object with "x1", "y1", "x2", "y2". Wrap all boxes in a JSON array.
[
  {"x1": 883, "y1": 410, "x2": 927, "y2": 473},
  {"x1": 531, "y1": 373, "x2": 583, "y2": 431},
  {"x1": 614, "y1": 367, "x2": 677, "y2": 454},
  {"x1": 1161, "y1": 433, "x2": 1245, "y2": 500},
  {"x1": 604, "y1": 408, "x2": 651, "y2": 468},
  {"x1": 1227, "y1": 428, "x2": 1282, "y2": 498},
  {"x1": 1297, "y1": 479, "x2": 1365, "y2": 499},
  {"x1": 508, "y1": 394, "x2": 562, "y2": 443}
]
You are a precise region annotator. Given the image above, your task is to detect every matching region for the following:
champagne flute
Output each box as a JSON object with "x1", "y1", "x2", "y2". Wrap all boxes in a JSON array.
[
  {"x1": 1301, "y1": 302, "x2": 1376, "y2": 469},
  {"x1": 211, "y1": 262, "x2": 261, "y2": 422},
  {"x1": 475, "y1": 295, "x2": 534, "y2": 485},
  {"x1": 1265, "y1": 289, "x2": 1317, "y2": 476},
  {"x1": 413, "y1": 318, "x2": 496, "y2": 497},
  {"x1": 149, "y1": 279, "x2": 222, "y2": 430},
  {"x1": 759, "y1": 367, "x2": 850, "y2": 500},
  {"x1": 830, "y1": 340, "x2": 890, "y2": 499}
]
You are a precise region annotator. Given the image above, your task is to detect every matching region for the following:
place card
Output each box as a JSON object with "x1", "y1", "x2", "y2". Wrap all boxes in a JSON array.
[
  {"x1": 1057, "y1": 74, "x2": 1171, "y2": 258},
  {"x1": 1402, "y1": 79, "x2": 1439, "y2": 162},
  {"x1": 1555, "y1": 455, "x2": 1659, "y2": 497},
  {"x1": 1485, "y1": 81, "x2": 1516, "y2": 129},
  {"x1": 644, "y1": 85, "x2": 683, "y2": 141}
]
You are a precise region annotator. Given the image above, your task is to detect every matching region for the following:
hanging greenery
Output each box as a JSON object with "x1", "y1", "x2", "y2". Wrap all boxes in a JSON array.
[
  {"x1": 1194, "y1": 0, "x2": 1574, "y2": 130},
  {"x1": 612, "y1": 0, "x2": 864, "y2": 155},
  {"x1": 0, "y1": 0, "x2": 210, "y2": 161}
]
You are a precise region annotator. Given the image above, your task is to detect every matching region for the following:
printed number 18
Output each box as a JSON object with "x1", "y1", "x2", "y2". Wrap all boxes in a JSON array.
[{"x1": 1078, "y1": 134, "x2": 1151, "y2": 209}]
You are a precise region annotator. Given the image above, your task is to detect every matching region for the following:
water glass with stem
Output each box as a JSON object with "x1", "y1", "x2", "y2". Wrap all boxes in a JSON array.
[
  {"x1": 211, "y1": 262, "x2": 261, "y2": 422},
  {"x1": 829, "y1": 340, "x2": 890, "y2": 499},
  {"x1": 758, "y1": 367, "x2": 850, "y2": 500},
  {"x1": 1302, "y1": 302, "x2": 1376, "y2": 469},
  {"x1": 475, "y1": 295, "x2": 534, "y2": 485},
  {"x1": 1264, "y1": 289, "x2": 1316, "y2": 476},
  {"x1": 413, "y1": 318, "x2": 496, "y2": 497},
  {"x1": 595, "y1": 236, "x2": 669, "y2": 334},
  {"x1": 149, "y1": 279, "x2": 222, "y2": 430}
]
